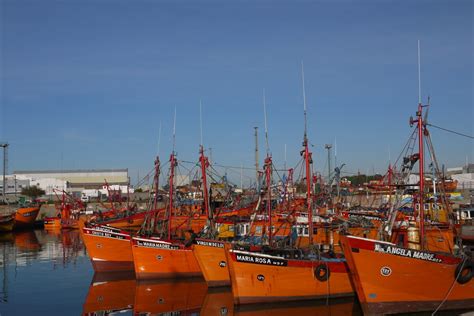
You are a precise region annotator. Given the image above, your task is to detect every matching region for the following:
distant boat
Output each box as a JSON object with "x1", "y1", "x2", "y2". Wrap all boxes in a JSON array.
[
  {"x1": 14, "y1": 206, "x2": 40, "y2": 228},
  {"x1": 0, "y1": 213, "x2": 15, "y2": 232}
]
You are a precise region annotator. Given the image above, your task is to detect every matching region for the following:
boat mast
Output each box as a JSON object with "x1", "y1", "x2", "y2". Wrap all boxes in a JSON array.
[
  {"x1": 168, "y1": 108, "x2": 177, "y2": 240},
  {"x1": 263, "y1": 89, "x2": 273, "y2": 246},
  {"x1": 254, "y1": 127, "x2": 259, "y2": 187},
  {"x1": 415, "y1": 41, "x2": 425, "y2": 249},
  {"x1": 153, "y1": 157, "x2": 160, "y2": 211},
  {"x1": 301, "y1": 61, "x2": 314, "y2": 246},
  {"x1": 153, "y1": 122, "x2": 162, "y2": 211},
  {"x1": 199, "y1": 100, "x2": 210, "y2": 220}
]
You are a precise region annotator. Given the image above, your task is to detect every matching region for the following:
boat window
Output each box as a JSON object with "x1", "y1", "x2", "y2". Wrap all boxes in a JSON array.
[
  {"x1": 415, "y1": 204, "x2": 420, "y2": 211},
  {"x1": 256, "y1": 225, "x2": 262, "y2": 235},
  {"x1": 424, "y1": 204, "x2": 430, "y2": 210}
]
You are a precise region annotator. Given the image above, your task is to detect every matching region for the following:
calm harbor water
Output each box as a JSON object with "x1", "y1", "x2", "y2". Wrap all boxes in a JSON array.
[{"x1": 0, "y1": 229, "x2": 469, "y2": 315}]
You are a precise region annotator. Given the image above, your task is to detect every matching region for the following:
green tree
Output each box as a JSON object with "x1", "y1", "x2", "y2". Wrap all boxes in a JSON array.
[{"x1": 21, "y1": 186, "x2": 45, "y2": 200}]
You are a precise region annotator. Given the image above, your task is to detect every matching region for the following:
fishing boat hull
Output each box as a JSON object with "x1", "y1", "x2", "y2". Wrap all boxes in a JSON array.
[
  {"x1": 192, "y1": 238, "x2": 230, "y2": 287},
  {"x1": 98, "y1": 211, "x2": 147, "y2": 230},
  {"x1": 14, "y1": 206, "x2": 40, "y2": 228},
  {"x1": 131, "y1": 237, "x2": 202, "y2": 279},
  {"x1": 0, "y1": 214, "x2": 15, "y2": 232},
  {"x1": 340, "y1": 235, "x2": 474, "y2": 315},
  {"x1": 44, "y1": 217, "x2": 61, "y2": 230},
  {"x1": 226, "y1": 249, "x2": 354, "y2": 305},
  {"x1": 61, "y1": 218, "x2": 79, "y2": 230},
  {"x1": 82, "y1": 225, "x2": 134, "y2": 272}
]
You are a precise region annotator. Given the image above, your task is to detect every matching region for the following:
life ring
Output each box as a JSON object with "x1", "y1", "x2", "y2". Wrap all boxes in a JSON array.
[
  {"x1": 455, "y1": 260, "x2": 473, "y2": 285},
  {"x1": 314, "y1": 264, "x2": 330, "y2": 282},
  {"x1": 193, "y1": 213, "x2": 200, "y2": 220}
]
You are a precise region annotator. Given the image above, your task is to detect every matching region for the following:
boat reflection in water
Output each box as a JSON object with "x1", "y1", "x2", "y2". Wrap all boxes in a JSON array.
[
  {"x1": 201, "y1": 286, "x2": 234, "y2": 315},
  {"x1": 134, "y1": 277, "x2": 207, "y2": 315},
  {"x1": 234, "y1": 298, "x2": 360, "y2": 316},
  {"x1": 83, "y1": 271, "x2": 136, "y2": 315},
  {"x1": 202, "y1": 286, "x2": 360, "y2": 316},
  {"x1": 81, "y1": 273, "x2": 361, "y2": 316}
]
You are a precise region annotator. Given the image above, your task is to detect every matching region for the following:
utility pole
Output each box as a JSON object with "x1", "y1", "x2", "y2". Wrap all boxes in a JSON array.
[
  {"x1": 1, "y1": 143, "x2": 8, "y2": 201},
  {"x1": 325, "y1": 144, "x2": 332, "y2": 185},
  {"x1": 254, "y1": 127, "x2": 259, "y2": 186}
]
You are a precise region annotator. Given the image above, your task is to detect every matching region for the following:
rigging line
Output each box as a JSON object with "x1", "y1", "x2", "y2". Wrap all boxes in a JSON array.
[
  {"x1": 393, "y1": 128, "x2": 418, "y2": 168},
  {"x1": 427, "y1": 123, "x2": 474, "y2": 139}
]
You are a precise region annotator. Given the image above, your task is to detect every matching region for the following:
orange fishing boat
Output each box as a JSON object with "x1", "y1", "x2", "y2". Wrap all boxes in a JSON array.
[
  {"x1": 14, "y1": 206, "x2": 40, "y2": 228},
  {"x1": 340, "y1": 102, "x2": 474, "y2": 314},
  {"x1": 132, "y1": 149, "x2": 208, "y2": 279},
  {"x1": 93, "y1": 210, "x2": 147, "y2": 230},
  {"x1": 131, "y1": 236, "x2": 202, "y2": 279},
  {"x1": 226, "y1": 247, "x2": 353, "y2": 304},
  {"x1": 43, "y1": 217, "x2": 61, "y2": 230},
  {"x1": 192, "y1": 238, "x2": 230, "y2": 286},
  {"x1": 227, "y1": 130, "x2": 354, "y2": 304},
  {"x1": 340, "y1": 235, "x2": 473, "y2": 314},
  {"x1": 83, "y1": 272, "x2": 136, "y2": 315},
  {"x1": 82, "y1": 225, "x2": 134, "y2": 272},
  {"x1": 134, "y1": 278, "x2": 207, "y2": 314},
  {"x1": 0, "y1": 213, "x2": 15, "y2": 232}
]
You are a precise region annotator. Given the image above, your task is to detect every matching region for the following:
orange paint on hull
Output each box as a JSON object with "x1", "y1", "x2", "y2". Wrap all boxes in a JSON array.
[
  {"x1": 131, "y1": 237, "x2": 202, "y2": 279},
  {"x1": 82, "y1": 225, "x2": 134, "y2": 272},
  {"x1": 14, "y1": 206, "x2": 40, "y2": 228},
  {"x1": 340, "y1": 235, "x2": 474, "y2": 315},
  {"x1": 226, "y1": 249, "x2": 354, "y2": 305},
  {"x1": 82, "y1": 272, "x2": 136, "y2": 315},
  {"x1": 61, "y1": 218, "x2": 79, "y2": 230},
  {"x1": 134, "y1": 278, "x2": 207, "y2": 314},
  {"x1": 44, "y1": 217, "x2": 61, "y2": 230},
  {"x1": 192, "y1": 238, "x2": 230, "y2": 287}
]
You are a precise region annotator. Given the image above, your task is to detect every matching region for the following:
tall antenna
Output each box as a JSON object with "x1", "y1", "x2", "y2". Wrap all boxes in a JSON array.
[
  {"x1": 418, "y1": 40, "x2": 421, "y2": 105},
  {"x1": 199, "y1": 99, "x2": 203, "y2": 147},
  {"x1": 254, "y1": 127, "x2": 259, "y2": 185},
  {"x1": 172, "y1": 107, "x2": 177, "y2": 153},
  {"x1": 263, "y1": 89, "x2": 270, "y2": 156},
  {"x1": 302, "y1": 61, "x2": 308, "y2": 139},
  {"x1": 157, "y1": 121, "x2": 162, "y2": 155},
  {"x1": 284, "y1": 144, "x2": 287, "y2": 173}
]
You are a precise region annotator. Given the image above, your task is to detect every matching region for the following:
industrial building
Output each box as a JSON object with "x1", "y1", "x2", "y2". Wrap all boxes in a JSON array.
[{"x1": 13, "y1": 169, "x2": 129, "y2": 195}]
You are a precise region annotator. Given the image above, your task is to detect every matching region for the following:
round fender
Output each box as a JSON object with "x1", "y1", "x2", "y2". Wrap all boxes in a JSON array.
[
  {"x1": 455, "y1": 260, "x2": 473, "y2": 285},
  {"x1": 314, "y1": 264, "x2": 330, "y2": 282}
]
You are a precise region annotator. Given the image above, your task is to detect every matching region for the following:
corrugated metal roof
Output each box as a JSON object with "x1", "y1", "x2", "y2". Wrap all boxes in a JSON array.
[{"x1": 14, "y1": 169, "x2": 128, "y2": 174}]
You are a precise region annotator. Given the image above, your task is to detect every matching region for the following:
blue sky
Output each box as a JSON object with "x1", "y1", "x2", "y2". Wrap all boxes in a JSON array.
[{"x1": 1, "y1": 0, "x2": 472, "y2": 185}]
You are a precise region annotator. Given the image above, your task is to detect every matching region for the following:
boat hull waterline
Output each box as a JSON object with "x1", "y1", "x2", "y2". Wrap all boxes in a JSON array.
[
  {"x1": 82, "y1": 225, "x2": 134, "y2": 272},
  {"x1": 340, "y1": 235, "x2": 474, "y2": 315}
]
